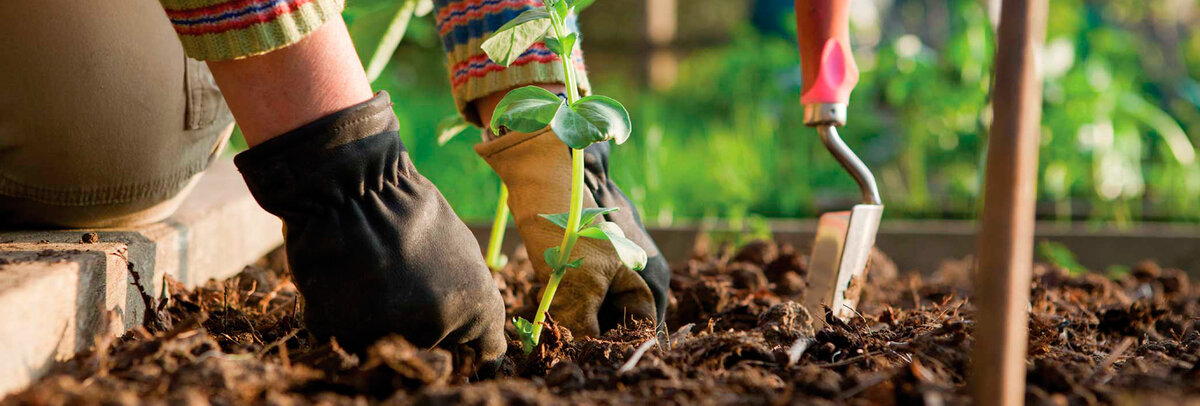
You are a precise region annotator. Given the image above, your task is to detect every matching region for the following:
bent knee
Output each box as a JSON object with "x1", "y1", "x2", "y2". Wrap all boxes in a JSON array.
[{"x1": 0, "y1": 0, "x2": 234, "y2": 228}]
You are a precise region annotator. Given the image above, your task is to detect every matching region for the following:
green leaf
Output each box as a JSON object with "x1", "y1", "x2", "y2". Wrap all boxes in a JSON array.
[
  {"x1": 480, "y1": 9, "x2": 552, "y2": 66},
  {"x1": 513, "y1": 317, "x2": 536, "y2": 333},
  {"x1": 572, "y1": 95, "x2": 633, "y2": 144},
  {"x1": 568, "y1": 0, "x2": 596, "y2": 12},
  {"x1": 543, "y1": 246, "x2": 562, "y2": 268},
  {"x1": 512, "y1": 317, "x2": 538, "y2": 353},
  {"x1": 579, "y1": 207, "x2": 618, "y2": 227},
  {"x1": 550, "y1": 105, "x2": 605, "y2": 149},
  {"x1": 539, "y1": 212, "x2": 571, "y2": 229},
  {"x1": 581, "y1": 222, "x2": 647, "y2": 271},
  {"x1": 565, "y1": 258, "x2": 583, "y2": 269},
  {"x1": 544, "y1": 36, "x2": 564, "y2": 55},
  {"x1": 545, "y1": 32, "x2": 578, "y2": 56},
  {"x1": 491, "y1": 86, "x2": 564, "y2": 133},
  {"x1": 577, "y1": 226, "x2": 606, "y2": 240},
  {"x1": 436, "y1": 115, "x2": 474, "y2": 146},
  {"x1": 551, "y1": 0, "x2": 569, "y2": 18}
]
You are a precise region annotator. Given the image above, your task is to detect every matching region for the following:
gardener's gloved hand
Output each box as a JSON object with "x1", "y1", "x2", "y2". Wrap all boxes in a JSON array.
[
  {"x1": 476, "y1": 128, "x2": 670, "y2": 338},
  {"x1": 234, "y1": 92, "x2": 506, "y2": 375}
]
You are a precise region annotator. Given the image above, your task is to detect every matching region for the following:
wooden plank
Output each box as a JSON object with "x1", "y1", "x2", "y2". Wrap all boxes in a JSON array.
[{"x1": 970, "y1": 0, "x2": 1048, "y2": 404}]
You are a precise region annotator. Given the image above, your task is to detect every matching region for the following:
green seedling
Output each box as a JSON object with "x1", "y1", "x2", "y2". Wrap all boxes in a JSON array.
[{"x1": 480, "y1": 0, "x2": 647, "y2": 353}]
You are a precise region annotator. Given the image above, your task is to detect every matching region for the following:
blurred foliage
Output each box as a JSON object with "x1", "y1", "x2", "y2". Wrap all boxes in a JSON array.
[
  {"x1": 1036, "y1": 240, "x2": 1086, "y2": 275},
  {"x1": 321, "y1": 0, "x2": 1200, "y2": 224}
]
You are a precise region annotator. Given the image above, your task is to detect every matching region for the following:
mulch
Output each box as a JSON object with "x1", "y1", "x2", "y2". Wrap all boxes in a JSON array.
[{"x1": 6, "y1": 236, "x2": 1200, "y2": 405}]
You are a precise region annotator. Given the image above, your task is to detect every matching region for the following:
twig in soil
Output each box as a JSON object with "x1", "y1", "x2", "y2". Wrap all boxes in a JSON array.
[
  {"x1": 932, "y1": 297, "x2": 961, "y2": 321},
  {"x1": 824, "y1": 305, "x2": 859, "y2": 337},
  {"x1": 162, "y1": 314, "x2": 207, "y2": 340},
  {"x1": 279, "y1": 341, "x2": 291, "y2": 370},
  {"x1": 837, "y1": 369, "x2": 899, "y2": 400},
  {"x1": 844, "y1": 304, "x2": 870, "y2": 327},
  {"x1": 815, "y1": 354, "x2": 868, "y2": 368},
  {"x1": 670, "y1": 323, "x2": 695, "y2": 348},
  {"x1": 1089, "y1": 338, "x2": 1132, "y2": 384},
  {"x1": 158, "y1": 274, "x2": 171, "y2": 314},
  {"x1": 787, "y1": 337, "x2": 814, "y2": 366},
  {"x1": 223, "y1": 282, "x2": 230, "y2": 330},
  {"x1": 618, "y1": 338, "x2": 659, "y2": 374},
  {"x1": 257, "y1": 328, "x2": 301, "y2": 358},
  {"x1": 843, "y1": 304, "x2": 872, "y2": 336},
  {"x1": 256, "y1": 281, "x2": 290, "y2": 311}
]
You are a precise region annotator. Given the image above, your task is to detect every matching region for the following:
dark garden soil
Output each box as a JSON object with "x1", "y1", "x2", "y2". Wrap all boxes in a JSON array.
[{"x1": 6, "y1": 237, "x2": 1200, "y2": 406}]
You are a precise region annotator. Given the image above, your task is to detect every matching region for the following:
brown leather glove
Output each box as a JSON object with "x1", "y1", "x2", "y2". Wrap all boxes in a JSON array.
[{"x1": 475, "y1": 128, "x2": 666, "y2": 338}]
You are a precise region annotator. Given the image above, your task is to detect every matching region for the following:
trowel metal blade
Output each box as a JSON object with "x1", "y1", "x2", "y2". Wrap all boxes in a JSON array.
[{"x1": 805, "y1": 204, "x2": 884, "y2": 329}]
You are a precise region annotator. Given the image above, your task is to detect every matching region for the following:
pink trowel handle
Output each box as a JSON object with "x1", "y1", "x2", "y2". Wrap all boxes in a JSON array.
[
  {"x1": 795, "y1": 0, "x2": 859, "y2": 107},
  {"x1": 796, "y1": 1, "x2": 879, "y2": 205}
]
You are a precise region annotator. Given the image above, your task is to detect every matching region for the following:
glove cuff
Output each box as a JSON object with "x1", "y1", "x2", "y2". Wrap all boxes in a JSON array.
[{"x1": 234, "y1": 91, "x2": 407, "y2": 215}]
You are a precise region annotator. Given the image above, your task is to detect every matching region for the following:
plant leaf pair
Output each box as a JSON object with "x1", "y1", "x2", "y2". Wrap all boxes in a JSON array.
[
  {"x1": 491, "y1": 87, "x2": 632, "y2": 149},
  {"x1": 540, "y1": 209, "x2": 647, "y2": 271},
  {"x1": 578, "y1": 222, "x2": 648, "y2": 271},
  {"x1": 544, "y1": 32, "x2": 578, "y2": 56}
]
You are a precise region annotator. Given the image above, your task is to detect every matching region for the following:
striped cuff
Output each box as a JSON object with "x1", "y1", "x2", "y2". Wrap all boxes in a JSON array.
[
  {"x1": 435, "y1": 0, "x2": 591, "y2": 126},
  {"x1": 160, "y1": 0, "x2": 346, "y2": 61}
]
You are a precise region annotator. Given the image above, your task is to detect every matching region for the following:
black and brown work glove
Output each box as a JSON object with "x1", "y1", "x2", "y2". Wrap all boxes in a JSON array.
[
  {"x1": 234, "y1": 92, "x2": 506, "y2": 375},
  {"x1": 476, "y1": 128, "x2": 670, "y2": 338}
]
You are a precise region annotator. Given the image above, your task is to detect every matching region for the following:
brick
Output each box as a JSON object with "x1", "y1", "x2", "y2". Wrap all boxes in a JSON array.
[{"x1": 0, "y1": 160, "x2": 282, "y2": 396}]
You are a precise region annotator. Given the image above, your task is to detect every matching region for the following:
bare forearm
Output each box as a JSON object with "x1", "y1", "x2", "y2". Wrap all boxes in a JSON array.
[{"x1": 206, "y1": 18, "x2": 373, "y2": 146}]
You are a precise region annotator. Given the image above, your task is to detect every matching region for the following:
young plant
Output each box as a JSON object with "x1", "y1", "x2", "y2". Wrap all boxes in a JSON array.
[{"x1": 480, "y1": 0, "x2": 647, "y2": 352}]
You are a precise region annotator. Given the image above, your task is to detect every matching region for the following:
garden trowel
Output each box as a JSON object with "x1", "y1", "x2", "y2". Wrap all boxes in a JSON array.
[{"x1": 795, "y1": 0, "x2": 883, "y2": 328}]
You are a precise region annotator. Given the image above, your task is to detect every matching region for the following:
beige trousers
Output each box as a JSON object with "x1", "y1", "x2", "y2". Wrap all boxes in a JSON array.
[{"x1": 0, "y1": 0, "x2": 235, "y2": 228}]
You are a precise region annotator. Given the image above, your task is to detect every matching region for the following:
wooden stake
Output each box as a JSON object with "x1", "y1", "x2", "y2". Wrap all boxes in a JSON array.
[
  {"x1": 970, "y1": 0, "x2": 1047, "y2": 405},
  {"x1": 644, "y1": 0, "x2": 677, "y2": 90}
]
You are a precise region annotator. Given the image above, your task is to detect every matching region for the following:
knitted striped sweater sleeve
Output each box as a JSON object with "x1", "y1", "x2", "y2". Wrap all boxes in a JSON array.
[
  {"x1": 159, "y1": 0, "x2": 345, "y2": 61},
  {"x1": 434, "y1": 0, "x2": 591, "y2": 126}
]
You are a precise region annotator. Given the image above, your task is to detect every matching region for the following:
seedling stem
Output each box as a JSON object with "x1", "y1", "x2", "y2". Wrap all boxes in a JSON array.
[
  {"x1": 485, "y1": 183, "x2": 510, "y2": 271},
  {"x1": 532, "y1": 148, "x2": 585, "y2": 345}
]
